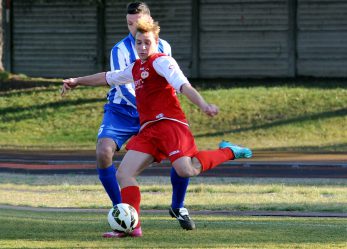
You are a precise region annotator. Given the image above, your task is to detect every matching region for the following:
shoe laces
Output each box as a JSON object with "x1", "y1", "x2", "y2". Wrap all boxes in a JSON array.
[{"x1": 178, "y1": 208, "x2": 190, "y2": 218}]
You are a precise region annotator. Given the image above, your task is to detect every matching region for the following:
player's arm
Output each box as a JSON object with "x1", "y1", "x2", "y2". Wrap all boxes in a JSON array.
[
  {"x1": 61, "y1": 64, "x2": 134, "y2": 96},
  {"x1": 153, "y1": 56, "x2": 219, "y2": 117},
  {"x1": 61, "y1": 73, "x2": 107, "y2": 95},
  {"x1": 180, "y1": 84, "x2": 219, "y2": 117}
]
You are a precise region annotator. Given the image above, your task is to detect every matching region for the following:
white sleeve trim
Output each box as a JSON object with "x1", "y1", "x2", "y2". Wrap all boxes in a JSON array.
[
  {"x1": 152, "y1": 56, "x2": 190, "y2": 93},
  {"x1": 106, "y1": 63, "x2": 134, "y2": 86}
]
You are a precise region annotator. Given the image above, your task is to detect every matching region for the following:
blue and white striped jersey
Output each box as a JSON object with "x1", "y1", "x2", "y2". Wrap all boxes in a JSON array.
[{"x1": 106, "y1": 33, "x2": 172, "y2": 111}]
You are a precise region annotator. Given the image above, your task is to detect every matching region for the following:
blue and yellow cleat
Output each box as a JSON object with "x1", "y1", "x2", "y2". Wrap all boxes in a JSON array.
[{"x1": 219, "y1": 140, "x2": 252, "y2": 159}]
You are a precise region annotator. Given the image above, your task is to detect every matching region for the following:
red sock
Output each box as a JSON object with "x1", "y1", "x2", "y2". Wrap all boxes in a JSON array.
[
  {"x1": 195, "y1": 148, "x2": 234, "y2": 172},
  {"x1": 121, "y1": 185, "x2": 141, "y2": 228}
]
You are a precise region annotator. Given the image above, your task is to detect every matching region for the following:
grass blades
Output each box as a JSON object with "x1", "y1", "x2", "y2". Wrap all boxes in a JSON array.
[
  {"x1": 1, "y1": 174, "x2": 346, "y2": 213},
  {"x1": 0, "y1": 209, "x2": 346, "y2": 249}
]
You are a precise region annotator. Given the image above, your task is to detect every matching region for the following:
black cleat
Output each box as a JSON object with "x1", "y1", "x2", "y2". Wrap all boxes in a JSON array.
[{"x1": 169, "y1": 207, "x2": 196, "y2": 230}]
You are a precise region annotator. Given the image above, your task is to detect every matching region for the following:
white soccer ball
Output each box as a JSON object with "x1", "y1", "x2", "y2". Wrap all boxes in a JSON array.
[{"x1": 107, "y1": 203, "x2": 139, "y2": 233}]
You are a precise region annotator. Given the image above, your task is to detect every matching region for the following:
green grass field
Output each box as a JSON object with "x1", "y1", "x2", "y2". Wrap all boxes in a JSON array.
[
  {"x1": 1, "y1": 80, "x2": 346, "y2": 248},
  {"x1": 0, "y1": 82, "x2": 346, "y2": 151},
  {"x1": 0, "y1": 209, "x2": 346, "y2": 249},
  {"x1": 1, "y1": 174, "x2": 346, "y2": 213},
  {"x1": 0, "y1": 174, "x2": 346, "y2": 248}
]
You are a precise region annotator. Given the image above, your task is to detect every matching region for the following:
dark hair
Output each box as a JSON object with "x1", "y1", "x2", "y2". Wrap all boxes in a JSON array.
[{"x1": 126, "y1": 2, "x2": 151, "y2": 15}]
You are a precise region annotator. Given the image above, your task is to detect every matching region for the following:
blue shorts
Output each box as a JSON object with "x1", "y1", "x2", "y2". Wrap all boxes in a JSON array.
[{"x1": 97, "y1": 105, "x2": 140, "y2": 150}]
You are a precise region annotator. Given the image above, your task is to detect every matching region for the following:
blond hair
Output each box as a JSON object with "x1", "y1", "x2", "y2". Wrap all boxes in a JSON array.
[{"x1": 136, "y1": 17, "x2": 160, "y2": 40}]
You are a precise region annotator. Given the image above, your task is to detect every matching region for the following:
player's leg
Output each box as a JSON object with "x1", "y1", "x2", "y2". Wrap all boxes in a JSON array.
[
  {"x1": 103, "y1": 150, "x2": 153, "y2": 238},
  {"x1": 97, "y1": 108, "x2": 140, "y2": 207},
  {"x1": 169, "y1": 141, "x2": 252, "y2": 231},
  {"x1": 172, "y1": 141, "x2": 252, "y2": 177},
  {"x1": 117, "y1": 150, "x2": 154, "y2": 188},
  {"x1": 107, "y1": 128, "x2": 162, "y2": 238},
  {"x1": 96, "y1": 137, "x2": 121, "y2": 206},
  {"x1": 169, "y1": 166, "x2": 195, "y2": 230},
  {"x1": 116, "y1": 150, "x2": 155, "y2": 237},
  {"x1": 168, "y1": 123, "x2": 233, "y2": 177},
  {"x1": 172, "y1": 149, "x2": 237, "y2": 177},
  {"x1": 170, "y1": 168, "x2": 189, "y2": 210},
  {"x1": 169, "y1": 168, "x2": 192, "y2": 229},
  {"x1": 193, "y1": 140, "x2": 252, "y2": 172},
  {"x1": 151, "y1": 121, "x2": 197, "y2": 230},
  {"x1": 96, "y1": 110, "x2": 123, "y2": 207}
]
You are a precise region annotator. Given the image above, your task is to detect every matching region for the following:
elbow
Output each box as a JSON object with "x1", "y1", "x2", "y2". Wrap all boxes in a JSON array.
[{"x1": 180, "y1": 83, "x2": 191, "y2": 94}]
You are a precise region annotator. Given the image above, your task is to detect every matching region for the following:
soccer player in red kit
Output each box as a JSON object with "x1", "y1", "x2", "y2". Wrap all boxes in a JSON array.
[{"x1": 62, "y1": 17, "x2": 252, "y2": 237}]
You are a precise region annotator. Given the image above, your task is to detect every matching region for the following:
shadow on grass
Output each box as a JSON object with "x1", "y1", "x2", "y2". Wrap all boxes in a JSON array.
[
  {"x1": 0, "y1": 86, "x2": 62, "y2": 98},
  {"x1": 0, "y1": 98, "x2": 104, "y2": 122},
  {"x1": 192, "y1": 77, "x2": 347, "y2": 90},
  {"x1": 0, "y1": 80, "x2": 58, "y2": 92},
  {"x1": 195, "y1": 108, "x2": 347, "y2": 138}
]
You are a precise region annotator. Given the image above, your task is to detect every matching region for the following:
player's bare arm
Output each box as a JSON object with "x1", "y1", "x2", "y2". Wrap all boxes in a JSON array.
[
  {"x1": 61, "y1": 72, "x2": 107, "y2": 96},
  {"x1": 180, "y1": 83, "x2": 219, "y2": 117}
]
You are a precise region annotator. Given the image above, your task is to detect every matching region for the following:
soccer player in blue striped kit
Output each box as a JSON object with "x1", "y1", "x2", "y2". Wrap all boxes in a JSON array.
[{"x1": 96, "y1": 2, "x2": 195, "y2": 237}]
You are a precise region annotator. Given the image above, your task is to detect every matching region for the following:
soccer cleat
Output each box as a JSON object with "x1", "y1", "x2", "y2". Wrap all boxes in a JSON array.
[
  {"x1": 219, "y1": 140, "x2": 252, "y2": 159},
  {"x1": 103, "y1": 231, "x2": 127, "y2": 238},
  {"x1": 102, "y1": 227, "x2": 143, "y2": 238},
  {"x1": 169, "y1": 207, "x2": 196, "y2": 230},
  {"x1": 129, "y1": 227, "x2": 143, "y2": 237}
]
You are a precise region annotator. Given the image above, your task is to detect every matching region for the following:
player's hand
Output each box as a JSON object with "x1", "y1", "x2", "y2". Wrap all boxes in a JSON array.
[
  {"x1": 61, "y1": 78, "x2": 78, "y2": 96},
  {"x1": 201, "y1": 103, "x2": 219, "y2": 117}
]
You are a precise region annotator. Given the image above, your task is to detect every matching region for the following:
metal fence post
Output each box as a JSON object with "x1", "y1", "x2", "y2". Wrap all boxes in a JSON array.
[
  {"x1": 97, "y1": 0, "x2": 106, "y2": 72},
  {"x1": 191, "y1": 0, "x2": 200, "y2": 78},
  {"x1": 288, "y1": 0, "x2": 297, "y2": 77},
  {"x1": 3, "y1": 0, "x2": 12, "y2": 72}
]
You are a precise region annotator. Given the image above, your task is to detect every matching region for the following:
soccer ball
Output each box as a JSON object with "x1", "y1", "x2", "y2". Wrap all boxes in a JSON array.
[{"x1": 107, "y1": 203, "x2": 139, "y2": 233}]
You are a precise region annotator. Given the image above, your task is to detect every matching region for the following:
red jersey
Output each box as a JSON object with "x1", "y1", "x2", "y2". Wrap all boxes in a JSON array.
[{"x1": 132, "y1": 53, "x2": 188, "y2": 128}]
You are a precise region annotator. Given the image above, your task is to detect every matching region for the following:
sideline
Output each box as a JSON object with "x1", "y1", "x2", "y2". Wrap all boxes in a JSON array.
[{"x1": 1, "y1": 204, "x2": 346, "y2": 218}]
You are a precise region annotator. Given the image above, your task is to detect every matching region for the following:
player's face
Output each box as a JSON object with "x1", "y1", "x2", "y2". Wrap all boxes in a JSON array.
[
  {"x1": 127, "y1": 14, "x2": 152, "y2": 37},
  {"x1": 126, "y1": 13, "x2": 144, "y2": 37},
  {"x1": 135, "y1": 32, "x2": 158, "y2": 61}
]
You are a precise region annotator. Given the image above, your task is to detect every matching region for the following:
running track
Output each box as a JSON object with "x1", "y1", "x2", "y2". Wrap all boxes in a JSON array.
[{"x1": 0, "y1": 150, "x2": 346, "y2": 178}]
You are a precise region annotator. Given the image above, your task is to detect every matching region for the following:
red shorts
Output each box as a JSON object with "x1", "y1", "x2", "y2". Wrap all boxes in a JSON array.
[{"x1": 125, "y1": 120, "x2": 198, "y2": 163}]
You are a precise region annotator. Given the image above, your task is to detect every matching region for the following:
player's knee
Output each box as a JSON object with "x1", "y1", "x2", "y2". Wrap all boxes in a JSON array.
[
  {"x1": 173, "y1": 158, "x2": 197, "y2": 177},
  {"x1": 96, "y1": 146, "x2": 112, "y2": 159},
  {"x1": 96, "y1": 141, "x2": 115, "y2": 168},
  {"x1": 115, "y1": 169, "x2": 123, "y2": 182},
  {"x1": 173, "y1": 167, "x2": 193, "y2": 178},
  {"x1": 96, "y1": 147, "x2": 112, "y2": 158},
  {"x1": 116, "y1": 172, "x2": 125, "y2": 188},
  {"x1": 116, "y1": 168, "x2": 132, "y2": 187}
]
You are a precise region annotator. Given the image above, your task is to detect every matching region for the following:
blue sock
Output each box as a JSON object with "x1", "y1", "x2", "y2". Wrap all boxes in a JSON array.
[
  {"x1": 97, "y1": 164, "x2": 121, "y2": 206},
  {"x1": 170, "y1": 167, "x2": 190, "y2": 209}
]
